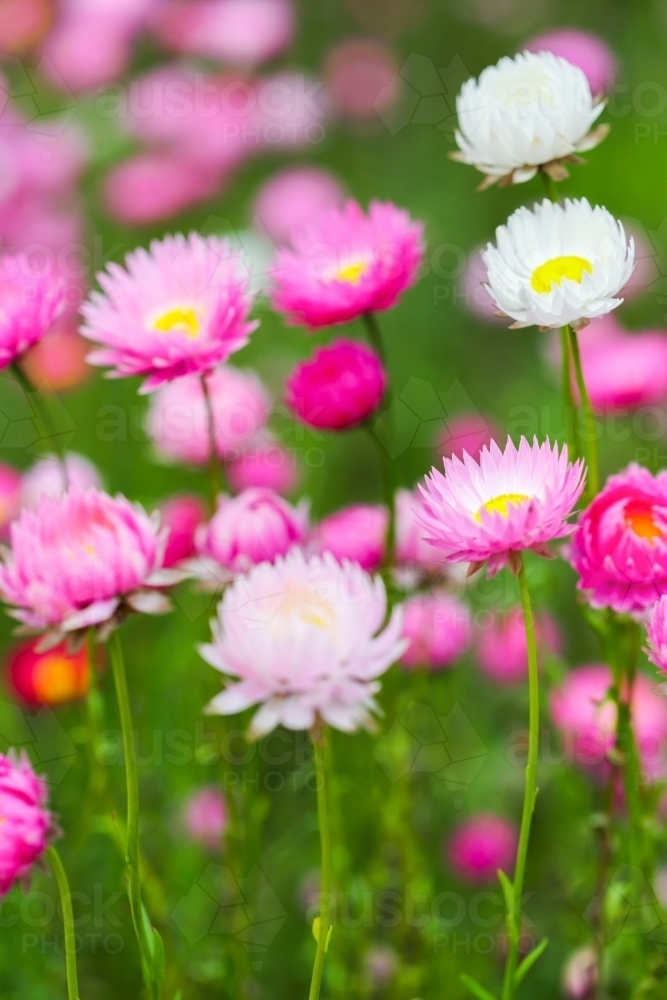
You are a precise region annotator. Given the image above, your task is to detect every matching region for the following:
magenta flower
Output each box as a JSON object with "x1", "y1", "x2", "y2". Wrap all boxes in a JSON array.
[
  {"x1": 147, "y1": 365, "x2": 270, "y2": 465},
  {"x1": 197, "y1": 488, "x2": 308, "y2": 576},
  {"x1": 309, "y1": 504, "x2": 388, "y2": 571},
  {"x1": 182, "y1": 786, "x2": 228, "y2": 851},
  {"x1": 416, "y1": 437, "x2": 585, "y2": 577},
  {"x1": 550, "y1": 665, "x2": 667, "y2": 779},
  {"x1": 646, "y1": 596, "x2": 667, "y2": 672},
  {"x1": 475, "y1": 607, "x2": 562, "y2": 684},
  {"x1": 81, "y1": 233, "x2": 258, "y2": 393},
  {"x1": 574, "y1": 325, "x2": 667, "y2": 411},
  {"x1": 286, "y1": 338, "x2": 386, "y2": 430},
  {"x1": 0, "y1": 252, "x2": 66, "y2": 369},
  {"x1": 400, "y1": 594, "x2": 471, "y2": 670},
  {"x1": 0, "y1": 487, "x2": 182, "y2": 641},
  {"x1": 0, "y1": 752, "x2": 52, "y2": 895},
  {"x1": 200, "y1": 549, "x2": 406, "y2": 736},
  {"x1": 227, "y1": 440, "x2": 298, "y2": 495},
  {"x1": 160, "y1": 494, "x2": 207, "y2": 568},
  {"x1": 446, "y1": 814, "x2": 518, "y2": 884},
  {"x1": 569, "y1": 464, "x2": 667, "y2": 613},
  {"x1": 270, "y1": 200, "x2": 424, "y2": 329}
]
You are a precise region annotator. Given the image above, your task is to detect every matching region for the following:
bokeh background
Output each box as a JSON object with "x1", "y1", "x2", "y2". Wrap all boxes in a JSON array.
[{"x1": 1, "y1": 0, "x2": 667, "y2": 997}]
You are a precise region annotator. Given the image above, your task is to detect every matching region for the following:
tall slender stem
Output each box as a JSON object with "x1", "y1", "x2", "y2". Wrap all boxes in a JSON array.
[
  {"x1": 108, "y1": 630, "x2": 161, "y2": 999},
  {"x1": 559, "y1": 326, "x2": 578, "y2": 462},
  {"x1": 362, "y1": 313, "x2": 397, "y2": 566},
  {"x1": 609, "y1": 618, "x2": 644, "y2": 870},
  {"x1": 46, "y1": 845, "x2": 80, "y2": 1000},
  {"x1": 201, "y1": 372, "x2": 222, "y2": 508},
  {"x1": 567, "y1": 325, "x2": 599, "y2": 501},
  {"x1": 501, "y1": 556, "x2": 541, "y2": 1000},
  {"x1": 309, "y1": 724, "x2": 333, "y2": 1000}
]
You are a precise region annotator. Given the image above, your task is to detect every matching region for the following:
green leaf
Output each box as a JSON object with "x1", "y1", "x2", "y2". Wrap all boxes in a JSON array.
[
  {"x1": 497, "y1": 869, "x2": 514, "y2": 915},
  {"x1": 514, "y1": 937, "x2": 549, "y2": 987},
  {"x1": 459, "y1": 973, "x2": 497, "y2": 1000},
  {"x1": 150, "y1": 926, "x2": 166, "y2": 992}
]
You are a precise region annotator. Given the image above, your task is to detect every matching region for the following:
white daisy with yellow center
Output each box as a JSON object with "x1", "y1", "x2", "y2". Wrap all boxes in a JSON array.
[
  {"x1": 453, "y1": 50, "x2": 608, "y2": 188},
  {"x1": 482, "y1": 198, "x2": 634, "y2": 330}
]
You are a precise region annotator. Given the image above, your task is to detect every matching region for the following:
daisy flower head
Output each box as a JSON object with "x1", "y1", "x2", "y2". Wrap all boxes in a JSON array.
[
  {"x1": 453, "y1": 50, "x2": 608, "y2": 189},
  {"x1": 81, "y1": 233, "x2": 258, "y2": 393},
  {"x1": 482, "y1": 198, "x2": 634, "y2": 330},
  {"x1": 569, "y1": 464, "x2": 667, "y2": 613},
  {"x1": 0, "y1": 487, "x2": 184, "y2": 644},
  {"x1": 0, "y1": 251, "x2": 66, "y2": 368},
  {"x1": 416, "y1": 437, "x2": 585, "y2": 577},
  {"x1": 0, "y1": 752, "x2": 53, "y2": 895},
  {"x1": 270, "y1": 200, "x2": 424, "y2": 329},
  {"x1": 200, "y1": 549, "x2": 406, "y2": 737}
]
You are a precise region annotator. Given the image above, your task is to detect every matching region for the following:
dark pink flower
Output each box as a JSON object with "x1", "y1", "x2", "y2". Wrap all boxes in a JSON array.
[
  {"x1": 287, "y1": 339, "x2": 386, "y2": 430},
  {"x1": 309, "y1": 504, "x2": 388, "y2": 571},
  {"x1": 446, "y1": 814, "x2": 518, "y2": 884},
  {"x1": 570, "y1": 464, "x2": 667, "y2": 613},
  {"x1": 0, "y1": 752, "x2": 52, "y2": 895}
]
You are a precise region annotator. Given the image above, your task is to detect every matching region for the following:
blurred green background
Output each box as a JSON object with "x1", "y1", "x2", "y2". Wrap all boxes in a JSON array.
[{"x1": 2, "y1": 1, "x2": 667, "y2": 997}]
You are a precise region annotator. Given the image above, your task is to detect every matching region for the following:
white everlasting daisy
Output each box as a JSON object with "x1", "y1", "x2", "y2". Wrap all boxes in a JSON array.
[
  {"x1": 482, "y1": 199, "x2": 635, "y2": 330},
  {"x1": 453, "y1": 51, "x2": 608, "y2": 188}
]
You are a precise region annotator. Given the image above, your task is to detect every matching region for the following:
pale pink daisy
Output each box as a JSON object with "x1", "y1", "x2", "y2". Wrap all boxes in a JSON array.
[
  {"x1": 0, "y1": 252, "x2": 66, "y2": 368},
  {"x1": 416, "y1": 437, "x2": 585, "y2": 577},
  {"x1": 200, "y1": 549, "x2": 406, "y2": 737},
  {"x1": 81, "y1": 233, "x2": 257, "y2": 393},
  {"x1": 0, "y1": 487, "x2": 184, "y2": 643},
  {"x1": 270, "y1": 200, "x2": 424, "y2": 329}
]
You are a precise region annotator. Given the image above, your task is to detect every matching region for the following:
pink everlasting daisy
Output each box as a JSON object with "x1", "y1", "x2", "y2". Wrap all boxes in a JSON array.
[
  {"x1": 270, "y1": 200, "x2": 424, "y2": 329},
  {"x1": 416, "y1": 437, "x2": 585, "y2": 577},
  {"x1": 0, "y1": 752, "x2": 53, "y2": 895},
  {"x1": 569, "y1": 464, "x2": 667, "y2": 613},
  {"x1": 0, "y1": 487, "x2": 183, "y2": 643},
  {"x1": 647, "y1": 595, "x2": 667, "y2": 672},
  {"x1": 286, "y1": 338, "x2": 386, "y2": 430},
  {"x1": 81, "y1": 233, "x2": 257, "y2": 393},
  {"x1": 0, "y1": 252, "x2": 66, "y2": 369},
  {"x1": 200, "y1": 549, "x2": 406, "y2": 737}
]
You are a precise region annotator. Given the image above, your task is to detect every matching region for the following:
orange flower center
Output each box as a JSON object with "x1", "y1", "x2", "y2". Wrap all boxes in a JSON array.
[
  {"x1": 624, "y1": 499, "x2": 662, "y2": 542},
  {"x1": 32, "y1": 654, "x2": 90, "y2": 704}
]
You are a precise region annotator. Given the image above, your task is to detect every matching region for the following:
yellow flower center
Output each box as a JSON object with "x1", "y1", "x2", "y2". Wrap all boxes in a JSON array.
[
  {"x1": 530, "y1": 255, "x2": 593, "y2": 294},
  {"x1": 475, "y1": 492, "x2": 530, "y2": 522},
  {"x1": 153, "y1": 305, "x2": 200, "y2": 338},
  {"x1": 624, "y1": 500, "x2": 663, "y2": 542},
  {"x1": 336, "y1": 261, "x2": 368, "y2": 284},
  {"x1": 276, "y1": 581, "x2": 337, "y2": 634}
]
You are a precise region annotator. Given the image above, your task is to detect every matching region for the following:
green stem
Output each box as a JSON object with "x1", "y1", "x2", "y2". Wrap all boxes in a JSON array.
[
  {"x1": 559, "y1": 326, "x2": 578, "y2": 462},
  {"x1": 501, "y1": 556, "x2": 541, "y2": 1000},
  {"x1": 46, "y1": 846, "x2": 80, "y2": 1000},
  {"x1": 567, "y1": 324, "x2": 599, "y2": 500},
  {"x1": 540, "y1": 170, "x2": 558, "y2": 203},
  {"x1": 108, "y1": 630, "x2": 161, "y2": 999},
  {"x1": 11, "y1": 362, "x2": 67, "y2": 467},
  {"x1": 361, "y1": 314, "x2": 397, "y2": 567},
  {"x1": 309, "y1": 725, "x2": 333, "y2": 1000},
  {"x1": 201, "y1": 372, "x2": 222, "y2": 509},
  {"x1": 609, "y1": 619, "x2": 644, "y2": 870}
]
